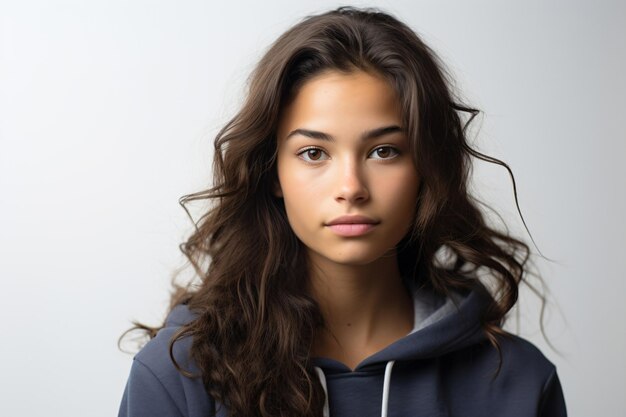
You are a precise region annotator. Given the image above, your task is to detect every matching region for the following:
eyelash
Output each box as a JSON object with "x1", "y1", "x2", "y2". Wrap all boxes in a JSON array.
[{"x1": 296, "y1": 145, "x2": 401, "y2": 163}]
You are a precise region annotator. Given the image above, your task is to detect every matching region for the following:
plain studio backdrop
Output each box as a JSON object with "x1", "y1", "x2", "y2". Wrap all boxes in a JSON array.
[{"x1": 1, "y1": 1, "x2": 624, "y2": 416}]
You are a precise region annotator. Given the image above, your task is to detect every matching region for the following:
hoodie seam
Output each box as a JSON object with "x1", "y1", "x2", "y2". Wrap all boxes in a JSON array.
[
  {"x1": 134, "y1": 357, "x2": 187, "y2": 417},
  {"x1": 537, "y1": 365, "x2": 558, "y2": 414}
]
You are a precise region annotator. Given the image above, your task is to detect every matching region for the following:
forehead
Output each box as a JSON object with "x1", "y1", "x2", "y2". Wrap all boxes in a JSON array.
[{"x1": 277, "y1": 70, "x2": 402, "y2": 139}]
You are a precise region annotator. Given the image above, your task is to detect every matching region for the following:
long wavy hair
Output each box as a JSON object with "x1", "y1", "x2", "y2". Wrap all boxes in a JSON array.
[{"x1": 119, "y1": 6, "x2": 551, "y2": 417}]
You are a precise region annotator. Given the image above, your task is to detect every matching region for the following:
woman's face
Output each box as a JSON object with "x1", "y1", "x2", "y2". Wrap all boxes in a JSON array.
[{"x1": 275, "y1": 70, "x2": 420, "y2": 267}]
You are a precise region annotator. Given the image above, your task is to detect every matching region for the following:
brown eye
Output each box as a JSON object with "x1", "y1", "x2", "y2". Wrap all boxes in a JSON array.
[
  {"x1": 376, "y1": 148, "x2": 390, "y2": 158},
  {"x1": 370, "y1": 146, "x2": 399, "y2": 160},
  {"x1": 298, "y1": 147, "x2": 329, "y2": 163}
]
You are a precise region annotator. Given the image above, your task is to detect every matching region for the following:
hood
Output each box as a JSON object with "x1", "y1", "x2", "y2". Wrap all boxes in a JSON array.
[
  {"x1": 163, "y1": 279, "x2": 493, "y2": 417},
  {"x1": 311, "y1": 279, "x2": 492, "y2": 417},
  {"x1": 311, "y1": 278, "x2": 491, "y2": 372},
  {"x1": 124, "y1": 279, "x2": 564, "y2": 417},
  {"x1": 165, "y1": 279, "x2": 491, "y2": 353}
]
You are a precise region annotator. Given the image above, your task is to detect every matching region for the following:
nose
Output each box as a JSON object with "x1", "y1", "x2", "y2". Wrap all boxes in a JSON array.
[{"x1": 334, "y1": 159, "x2": 369, "y2": 204}]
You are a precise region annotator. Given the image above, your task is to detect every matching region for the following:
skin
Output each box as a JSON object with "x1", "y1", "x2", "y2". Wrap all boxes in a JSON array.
[{"x1": 275, "y1": 69, "x2": 420, "y2": 371}]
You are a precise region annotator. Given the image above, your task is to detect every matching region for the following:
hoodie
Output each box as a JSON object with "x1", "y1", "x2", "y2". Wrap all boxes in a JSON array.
[{"x1": 117, "y1": 280, "x2": 567, "y2": 417}]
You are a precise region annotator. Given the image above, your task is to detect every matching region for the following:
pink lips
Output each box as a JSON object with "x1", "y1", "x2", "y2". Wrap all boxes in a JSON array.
[{"x1": 325, "y1": 215, "x2": 379, "y2": 237}]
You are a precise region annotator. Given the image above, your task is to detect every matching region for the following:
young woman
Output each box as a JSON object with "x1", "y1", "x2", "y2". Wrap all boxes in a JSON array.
[{"x1": 118, "y1": 6, "x2": 567, "y2": 417}]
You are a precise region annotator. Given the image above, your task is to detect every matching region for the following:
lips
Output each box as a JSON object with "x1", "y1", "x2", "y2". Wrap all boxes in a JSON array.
[
  {"x1": 326, "y1": 215, "x2": 379, "y2": 226},
  {"x1": 325, "y1": 215, "x2": 379, "y2": 237}
]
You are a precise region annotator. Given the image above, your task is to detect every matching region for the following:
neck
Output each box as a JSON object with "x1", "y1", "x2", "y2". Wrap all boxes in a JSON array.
[{"x1": 307, "y1": 250, "x2": 414, "y2": 368}]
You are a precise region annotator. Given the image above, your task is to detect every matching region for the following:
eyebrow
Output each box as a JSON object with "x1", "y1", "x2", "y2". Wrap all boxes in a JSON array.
[{"x1": 284, "y1": 125, "x2": 404, "y2": 142}]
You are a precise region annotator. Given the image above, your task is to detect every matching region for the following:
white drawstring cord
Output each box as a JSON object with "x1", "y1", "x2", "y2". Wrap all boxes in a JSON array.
[
  {"x1": 314, "y1": 360, "x2": 396, "y2": 417},
  {"x1": 314, "y1": 367, "x2": 330, "y2": 417},
  {"x1": 381, "y1": 360, "x2": 395, "y2": 417}
]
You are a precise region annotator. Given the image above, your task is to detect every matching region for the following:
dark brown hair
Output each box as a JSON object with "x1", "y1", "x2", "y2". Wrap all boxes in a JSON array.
[{"x1": 119, "y1": 6, "x2": 550, "y2": 417}]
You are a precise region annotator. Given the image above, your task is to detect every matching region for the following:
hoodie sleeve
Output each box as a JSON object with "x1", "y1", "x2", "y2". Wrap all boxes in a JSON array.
[
  {"x1": 537, "y1": 367, "x2": 567, "y2": 417},
  {"x1": 118, "y1": 358, "x2": 185, "y2": 417}
]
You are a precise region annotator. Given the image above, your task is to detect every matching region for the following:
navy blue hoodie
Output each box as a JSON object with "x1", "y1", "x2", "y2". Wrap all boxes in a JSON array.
[{"x1": 118, "y1": 280, "x2": 567, "y2": 417}]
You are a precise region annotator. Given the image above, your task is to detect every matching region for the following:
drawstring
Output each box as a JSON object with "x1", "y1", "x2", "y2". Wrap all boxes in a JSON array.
[
  {"x1": 380, "y1": 361, "x2": 395, "y2": 417},
  {"x1": 314, "y1": 367, "x2": 330, "y2": 417},
  {"x1": 314, "y1": 360, "x2": 396, "y2": 417}
]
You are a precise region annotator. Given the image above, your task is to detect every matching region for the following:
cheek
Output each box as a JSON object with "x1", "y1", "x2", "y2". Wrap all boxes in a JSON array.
[
  {"x1": 277, "y1": 163, "x2": 320, "y2": 227},
  {"x1": 377, "y1": 168, "x2": 420, "y2": 221}
]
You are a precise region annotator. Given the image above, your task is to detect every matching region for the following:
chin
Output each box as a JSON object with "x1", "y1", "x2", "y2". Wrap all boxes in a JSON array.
[{"x1": 313, "y1": 247, "x2": 392, "y2": 267}]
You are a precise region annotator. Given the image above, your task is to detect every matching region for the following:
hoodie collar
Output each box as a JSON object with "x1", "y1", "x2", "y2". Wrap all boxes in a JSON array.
[
  {"x1": 311, "y1": 279, "x2": 491, "y2": 373},
  {"x1": 166, "y1": 279, "x2": 492, "y2": 371},
  {"x1": 312, "y1": 280, "x2": 491, "y2": 417}
]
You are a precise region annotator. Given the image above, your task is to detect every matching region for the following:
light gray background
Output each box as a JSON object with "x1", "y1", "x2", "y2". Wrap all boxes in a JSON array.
[{"x1": 1, "y1": 1, "x2": 624, "y2": 416}]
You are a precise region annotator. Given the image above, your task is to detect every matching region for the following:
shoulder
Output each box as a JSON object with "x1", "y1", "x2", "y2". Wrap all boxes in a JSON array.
[
  {"x1": 482, "y1": 332, "x2": 564, "y2": 407},
  {"x1": 444, "y1": 332, "x2": 567, "y2": 416},
  {"x1": 447, "y1": 330, "x2": 559, "y2": 394},
  {"x1": 458, "y1": 331, "x2": 558, "y2": 385},
  {"x1": 492, "y1": 333, "x2": 567, "y2": 416},
  {"x1": 119, "y1": 305, "x2": 213, "y2": 417},
  {"x1": 449, "y1": 330, "x2": 558, "y2": 383},
  {"x1": 496, "y1": 332, "x2": 557, "y2": 377},
  {"x1": 133, "y1": 304, "x2": 200, "y2": 381}
]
